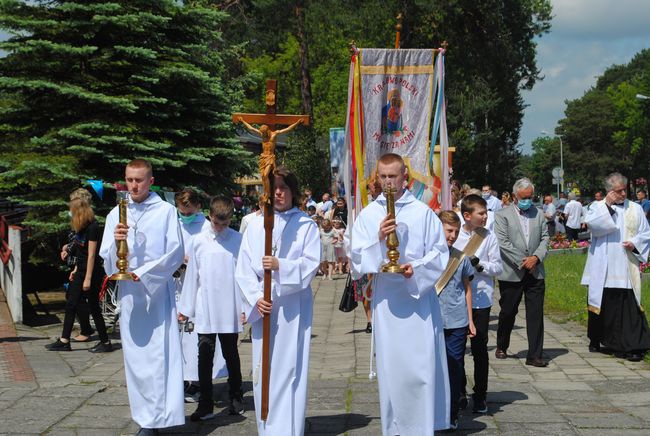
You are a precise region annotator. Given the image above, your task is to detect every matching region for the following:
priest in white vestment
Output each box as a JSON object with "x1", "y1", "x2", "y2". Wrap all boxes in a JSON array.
[
  {"x1": 351, "y1": 153, "x2": 451, "y2": 435},
  {"x1": 174, "y1": 189, "x2": 227, "y2": 392},
  {"x1": 235, "y1": 167, "x2": 321, "y2": 436},
  {"x1": 99, "y1": 159, "x2": 185, "y2": 435},
  {"x1": 581, "y1": 172, "x2": 650, "y2": 362}
]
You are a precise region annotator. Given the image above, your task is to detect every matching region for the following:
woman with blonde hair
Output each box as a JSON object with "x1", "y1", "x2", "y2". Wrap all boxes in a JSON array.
[
  {"x1": 501, "y1": 191, "x2": 511, "y2": 207},
  {"x1": 46, "y1": 192, "x2": 112, "y2": 352}
]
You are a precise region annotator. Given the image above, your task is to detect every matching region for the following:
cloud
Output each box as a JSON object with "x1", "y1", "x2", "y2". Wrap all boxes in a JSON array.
[
  {"x1": 519, "y1": 0, "x2": 650, "y2": 154},
  {"x1": 551, "y1": 0, "x2": 650, "y2": 39}
]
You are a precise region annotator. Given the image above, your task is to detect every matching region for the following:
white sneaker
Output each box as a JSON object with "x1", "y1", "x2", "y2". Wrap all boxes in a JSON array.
[{"x1": 184, "y1": 392, "x2": 199, "y2": 403}]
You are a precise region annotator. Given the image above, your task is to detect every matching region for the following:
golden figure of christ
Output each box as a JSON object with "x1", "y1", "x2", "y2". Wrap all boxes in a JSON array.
[{"x1": 236, "y1": 117, "x2": 304, "y2": 203}]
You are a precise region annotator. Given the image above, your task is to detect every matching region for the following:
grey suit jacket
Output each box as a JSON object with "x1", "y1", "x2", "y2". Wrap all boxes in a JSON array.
[{"x1": 494, "y1": 205, "x2": 549, "y2": 282}]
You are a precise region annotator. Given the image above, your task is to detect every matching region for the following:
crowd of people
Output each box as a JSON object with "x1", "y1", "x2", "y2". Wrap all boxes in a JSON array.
[{"x1": 44, "y1": 156, "x2": 649, "y2": 436}]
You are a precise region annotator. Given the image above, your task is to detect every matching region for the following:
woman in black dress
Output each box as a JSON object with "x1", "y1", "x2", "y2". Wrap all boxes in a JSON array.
[{"x1": 46, "y1": 196, "x2": 112, "y2": 352}]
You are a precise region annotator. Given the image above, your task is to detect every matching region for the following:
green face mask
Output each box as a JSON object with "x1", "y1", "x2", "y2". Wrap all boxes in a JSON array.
[{"x1": 179, "y1": 213, "x2": 197, "y2": 225}]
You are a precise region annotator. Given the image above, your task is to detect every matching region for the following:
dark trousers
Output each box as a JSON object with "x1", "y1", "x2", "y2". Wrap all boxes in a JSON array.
[
  {"x1": 62, "y1": 272, "x2": 108, "y2": 343},
  {"x1": 444, "y1": 326, "x2": 468, "y2": 421},
  {"x1": 599, "y1": 288, "x2": 650, "y2": 352},
  {"x1": 198, "y1": 333, "x2": 243, "y2": 409},
  {"x1": 462, "y1": 307, "x2": 491, "y2": 401},
  {"x1": 497, "y1": 275, "x2": 545, "y2": 359},
  {"x1": 546, "y1": 221, "x2": 556, "y2": 237},
  {"x1": 587, "y1": 310, "x2": 602, "y2": 347},
  {"x1": 566, "y1": 226, "x2": 580, "y2": 241}
]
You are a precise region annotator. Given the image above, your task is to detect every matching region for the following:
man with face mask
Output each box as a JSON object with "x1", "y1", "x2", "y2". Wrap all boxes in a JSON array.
[
  {"x1": 481, "y1": 184, "x2": 502, "y2": 212},
  {"x1": 493, "y1": 178, "x2": 550, "y2": 367}
]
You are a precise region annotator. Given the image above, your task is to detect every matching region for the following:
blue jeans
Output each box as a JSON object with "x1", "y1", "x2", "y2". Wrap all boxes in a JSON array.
[{"x1": 444, "y1": 326, "x2": 468, "y2": 420}]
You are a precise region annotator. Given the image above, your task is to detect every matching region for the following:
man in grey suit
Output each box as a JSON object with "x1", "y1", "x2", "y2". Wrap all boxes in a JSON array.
[{"x1": 494, "y1": 178, "x2": 550, "y2": 367}]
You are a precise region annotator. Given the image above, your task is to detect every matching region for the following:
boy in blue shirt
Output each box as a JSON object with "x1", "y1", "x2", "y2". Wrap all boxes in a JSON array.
[{"x1": 437, "y1": 211, "x2": 476, "y2": 430}]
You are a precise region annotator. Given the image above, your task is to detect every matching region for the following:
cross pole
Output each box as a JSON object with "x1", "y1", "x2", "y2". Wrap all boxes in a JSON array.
[{"x1": 232, "y1": 79, "x2": 310, "y2": 422}]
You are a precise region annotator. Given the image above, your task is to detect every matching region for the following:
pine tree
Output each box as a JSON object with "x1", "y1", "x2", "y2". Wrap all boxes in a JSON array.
[{"x1": 0, "y1": 0, "x2": 251, "y2": 262}]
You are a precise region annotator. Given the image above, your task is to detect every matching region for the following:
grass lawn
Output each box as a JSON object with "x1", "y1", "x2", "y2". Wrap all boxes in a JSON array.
[{"x1": 544, "y1": 252, "x2": 650, "y2": 363}]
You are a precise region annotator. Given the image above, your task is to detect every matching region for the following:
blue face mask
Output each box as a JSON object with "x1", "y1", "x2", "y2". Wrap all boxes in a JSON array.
[
  {"x1": 518, "y1": 199, "x2": 533, "y2": 211},
  {"x1": 179, "y1": 213, "x2": 197, "y2": 225}
]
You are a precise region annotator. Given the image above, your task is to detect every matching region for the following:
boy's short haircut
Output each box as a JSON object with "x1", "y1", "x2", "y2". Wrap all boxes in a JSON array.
[
  {"x1": 175, "y1": 188, "x2": 201, "y2": 208},
  {"x1": 461, "y1": 194, "x2": 488, "y2": 216},
  {"x1": 307, "y1": 205, "x2": 316, "y2": 213},
  {"x1": 126, "y1": 158, "x2": 153, "y2": 176},
  {"x1": 438, "y1": 210, "x2": 461, "y2": 227},
  {"x1": 209, "y1": 196, "x2": 234, "y2": 221}
]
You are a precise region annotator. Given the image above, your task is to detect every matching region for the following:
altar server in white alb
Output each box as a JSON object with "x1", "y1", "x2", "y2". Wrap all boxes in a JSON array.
[
  {"x1": 350, "y1": 153, "x2": 450, "y2": 435},
  {"x1": 235, "y1": 167, "x2": 321, "y2": 435},
  {"x1": 581, "y1": 172, "x2": 650, "y2": 362},
  {"x1": 174, "y1": 188, "x2": 226, "y2": 402},
  {"x1": 99, "y1": 159, "x2": 185, "y2": 435},
  {"x1": 178, "y1": 196, "x2": 244, "y2": 421}
]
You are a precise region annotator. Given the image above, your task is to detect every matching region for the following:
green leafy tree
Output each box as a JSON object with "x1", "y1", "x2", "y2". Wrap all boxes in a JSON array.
[
  {"x1": 553, "y1": 49, "x2": 650, "y2": 195},
  {"x1": 0, "y1": 0, "x2": 252, "y2": 263},
  {"x1": 223, "y1": 0, "x2": 552, "y2": 195}
]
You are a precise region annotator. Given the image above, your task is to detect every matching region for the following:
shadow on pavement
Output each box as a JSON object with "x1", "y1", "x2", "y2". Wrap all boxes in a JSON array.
[
  {"x1": 305, "y1": 413, "x2": 373, "y2": 434},
  {"x1": 0, "y1": 335, "x2": 43, "y2": 343},
  {"x1": 346, "y1": 328, "x2": 371, "y2": 334},
  {"x1": 512, "y1": 347, "x2": 569, "y2": 361}
]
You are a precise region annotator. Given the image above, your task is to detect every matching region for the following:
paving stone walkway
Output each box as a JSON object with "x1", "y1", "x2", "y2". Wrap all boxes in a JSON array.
[{"x1": 1, "y1": 277, "x2": 650, "y2": 435}]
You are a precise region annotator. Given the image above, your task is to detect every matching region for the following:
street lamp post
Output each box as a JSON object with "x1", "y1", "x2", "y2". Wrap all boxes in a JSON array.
[
  {"x1": 541, "y1": 130, "x2": 564, "y2": 196},
  {"x1": 559, "y1": 135, "x2": 564, "y2": 193}
]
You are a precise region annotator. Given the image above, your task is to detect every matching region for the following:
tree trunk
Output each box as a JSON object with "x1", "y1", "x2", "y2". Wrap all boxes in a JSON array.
[{"x1": 294, "y1": 0, "x2": 313, "y2": 120}]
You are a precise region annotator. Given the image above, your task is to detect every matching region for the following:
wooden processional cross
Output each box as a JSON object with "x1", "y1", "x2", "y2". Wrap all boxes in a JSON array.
[{"x1": 232, "y1": 79, "x2": 310, "y2": 421}]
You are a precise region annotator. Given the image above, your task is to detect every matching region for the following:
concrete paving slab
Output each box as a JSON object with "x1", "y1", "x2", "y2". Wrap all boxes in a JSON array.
[
  {"x1": 563, "y1": 412, "x2": 647, "y2": 429},
  {"x1": 2, "y1": 276, "x2": 650, "y2": 434}
]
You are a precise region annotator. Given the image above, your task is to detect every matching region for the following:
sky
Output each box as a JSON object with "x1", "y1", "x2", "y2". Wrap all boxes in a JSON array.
[
  {"x1": 2, "y1": 1, "x2": 649, "y2": 157},
  {"x1": 519, "y1": 0, "x2": 650, "y2": 154}
]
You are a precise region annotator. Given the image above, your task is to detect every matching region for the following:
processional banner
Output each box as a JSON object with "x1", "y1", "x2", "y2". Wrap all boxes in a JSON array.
[
  {"x1": 344, "y1": 47, "x2": 451, "y2": 218},
  {"x1": 329, "y1": 127, "x2": 346, "y2": 197}
]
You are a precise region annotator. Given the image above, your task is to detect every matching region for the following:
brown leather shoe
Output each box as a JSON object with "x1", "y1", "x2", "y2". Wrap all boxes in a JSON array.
[
  {"x1": 525, "y1": 357, "x2": 548, "y2": 367},
  {"x1": 495, "y1": 348, "x2": 507, "y2": 359}
]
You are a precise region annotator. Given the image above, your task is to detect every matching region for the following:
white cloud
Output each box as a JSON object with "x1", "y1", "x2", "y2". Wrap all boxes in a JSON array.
[
  {"x1": 552, "y1": 0, "x2": 650, "y2": 39},
  {"x1": 519, "y1": 0, "x2": 650, "y2": 154}
]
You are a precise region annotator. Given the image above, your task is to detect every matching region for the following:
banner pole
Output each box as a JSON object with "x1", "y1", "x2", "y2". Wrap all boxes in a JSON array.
[{"x1": 394, "y1": 13, "x2": 403, "y2": 49}]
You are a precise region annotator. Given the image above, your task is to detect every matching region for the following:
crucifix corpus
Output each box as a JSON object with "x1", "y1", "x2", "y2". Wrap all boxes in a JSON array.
[{"x1": 232, "y1": 79, "x2": 310, "y2": 421}]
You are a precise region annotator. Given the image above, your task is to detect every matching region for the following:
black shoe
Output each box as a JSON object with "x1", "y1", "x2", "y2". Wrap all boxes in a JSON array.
[
  {"x1": 627, "y1": 352, "x2": 644, "y2": 362},
  {"x1": 473, "y1": 397, "x2": 488, "y2": 413},
  {"x1": 589, "y1": 343, "x2": 600, "y2": 353},
  {"x1": 45, "y1": 339, "x2": 71, "y2": 351},
  {"x1": 458, "y1": 394, "x2": 468, "y2": 410},
  {"x1": 365, "y1": 322, "x2": 372, "y2": 333},
  {"x1": 89, "y1": 341, "x2": 113, "y2": 353},
  {"x1": 495, "y1": 348, "x2": 507, "y2": 359},
  {"x1": 229, "y1": 395, "x2": 245, "y2": 415},
  {"x1": 190, "y1": 405, "x2": 215, "y2": 422},
  {"x1": 135, "y1": 428, "x2": 159, "y2": 436},
  {"x1": 525, "y1": 357, "x2": 549, "y2": 367}
]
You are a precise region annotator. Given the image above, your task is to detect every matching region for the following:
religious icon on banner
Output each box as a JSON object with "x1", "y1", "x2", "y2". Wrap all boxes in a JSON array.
[{"x1": 381, "y1": 89, "x2": 405, "y2": 136}]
